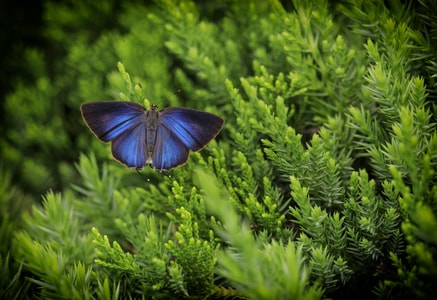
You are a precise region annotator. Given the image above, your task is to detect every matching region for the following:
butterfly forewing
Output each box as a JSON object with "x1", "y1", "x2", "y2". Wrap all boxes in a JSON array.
[
  {"x1": 159, "y1": 108, "x2": 224, "y2": 151},
  {"x1": 81, "y1": 102, "x2": 146, "y2": 141}
]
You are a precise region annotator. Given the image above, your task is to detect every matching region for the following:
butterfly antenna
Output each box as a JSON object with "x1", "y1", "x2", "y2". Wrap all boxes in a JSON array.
[{"x1": 155, "y1": 89, "x2": 182, "y2": 108}]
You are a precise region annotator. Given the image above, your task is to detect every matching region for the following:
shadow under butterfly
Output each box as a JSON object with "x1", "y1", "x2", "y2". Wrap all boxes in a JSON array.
[{"x1": 80, "y1": 101, "x2": 224, "y2": 171}]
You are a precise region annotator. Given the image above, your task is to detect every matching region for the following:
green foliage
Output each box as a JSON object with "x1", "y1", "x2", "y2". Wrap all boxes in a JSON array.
[
  {"x1": 2, "y1": 0, "x2": 437, "y2": 299},
  {"x1": 195, "y1": 169, "x2": 323, "y2": 299},
  {"x1": 0, "y1": 253, "x2": 31, "y2": 300},
  {"x1": 165, "y1": 207, "x2": 217, "y2": 296}
]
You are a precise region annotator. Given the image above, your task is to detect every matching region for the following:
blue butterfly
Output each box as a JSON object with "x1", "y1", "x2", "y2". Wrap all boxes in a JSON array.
[{"x1": 80, "y1": 101, "x2": 224, "y2": 171}]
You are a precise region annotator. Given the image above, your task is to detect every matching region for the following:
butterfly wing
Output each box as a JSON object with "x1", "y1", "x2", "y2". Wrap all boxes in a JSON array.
[
  {"x1": 151, "y1": 125, "x2": 189, "y2": 170},
  {"x1": 81, "y1": 103, "x2": 224, "y2": 170},
  {"x1": 158, "y1": 107, "x2": 224, "y2": 151},
  {"x1": 110, "y1": 121, "x2": 148, "y2": 168},
  {"x1": 81, "y1": 101, "x2": 148, "y2": 168},
  {"x1": 80, "y1": 101, "x2": 146, "y2": 141}
]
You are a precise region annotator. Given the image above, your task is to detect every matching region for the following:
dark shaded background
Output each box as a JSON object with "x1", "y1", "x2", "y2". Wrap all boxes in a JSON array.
[{"x1": 0, "y1": 0, "x2": 44, "y2": 112}]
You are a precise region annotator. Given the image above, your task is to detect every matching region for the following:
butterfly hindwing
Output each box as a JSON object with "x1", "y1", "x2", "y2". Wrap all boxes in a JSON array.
[
  {"x1": 80, "y1": 102, "x2": 146, "y2": 141},
  {"x1": 111, "y1": 121, "x2": 147, "y2": 168},
  {"x1": 159, "y1": 107, "x2": 224, "y2": 151},
  {"x1": 152, "y1": 124, "x2": 189, "y2": 170}
]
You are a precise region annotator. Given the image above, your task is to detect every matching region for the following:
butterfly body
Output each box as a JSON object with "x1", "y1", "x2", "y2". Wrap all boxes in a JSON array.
[
  {"x1": 144, "y1": 106, "x2": 159, "y2": 162},
  {"x1": 81, "y1": 101, "x2": 224, "y2": 170}
]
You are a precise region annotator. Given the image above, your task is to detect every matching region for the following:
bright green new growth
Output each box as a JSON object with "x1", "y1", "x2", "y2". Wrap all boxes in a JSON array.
[{"x1": 1, "y1": 0, "x2": 437, "y2": 299}]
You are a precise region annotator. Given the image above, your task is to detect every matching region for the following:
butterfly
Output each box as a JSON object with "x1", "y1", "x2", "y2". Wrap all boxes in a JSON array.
[{"x1": 80, "y1": 101, "x2": 224, "y2": 171}]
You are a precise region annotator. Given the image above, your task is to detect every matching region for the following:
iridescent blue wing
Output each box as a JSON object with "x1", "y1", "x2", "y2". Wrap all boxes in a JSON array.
[
  {"x1": 151, "y1": 125, "x2": 190, "y2": 170},
  {"x1": 110, "y1": 121, "x2": 148, "y2": 168},
  {"x1": 80, "y1": 101, "x2": 148, "y2": 168},
  {"x1": 158, "y1": 107, "x2": 224, "y2": 151},
  {"x1": 80, "y1": 101, "x2": 146, "y2": 141}
]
